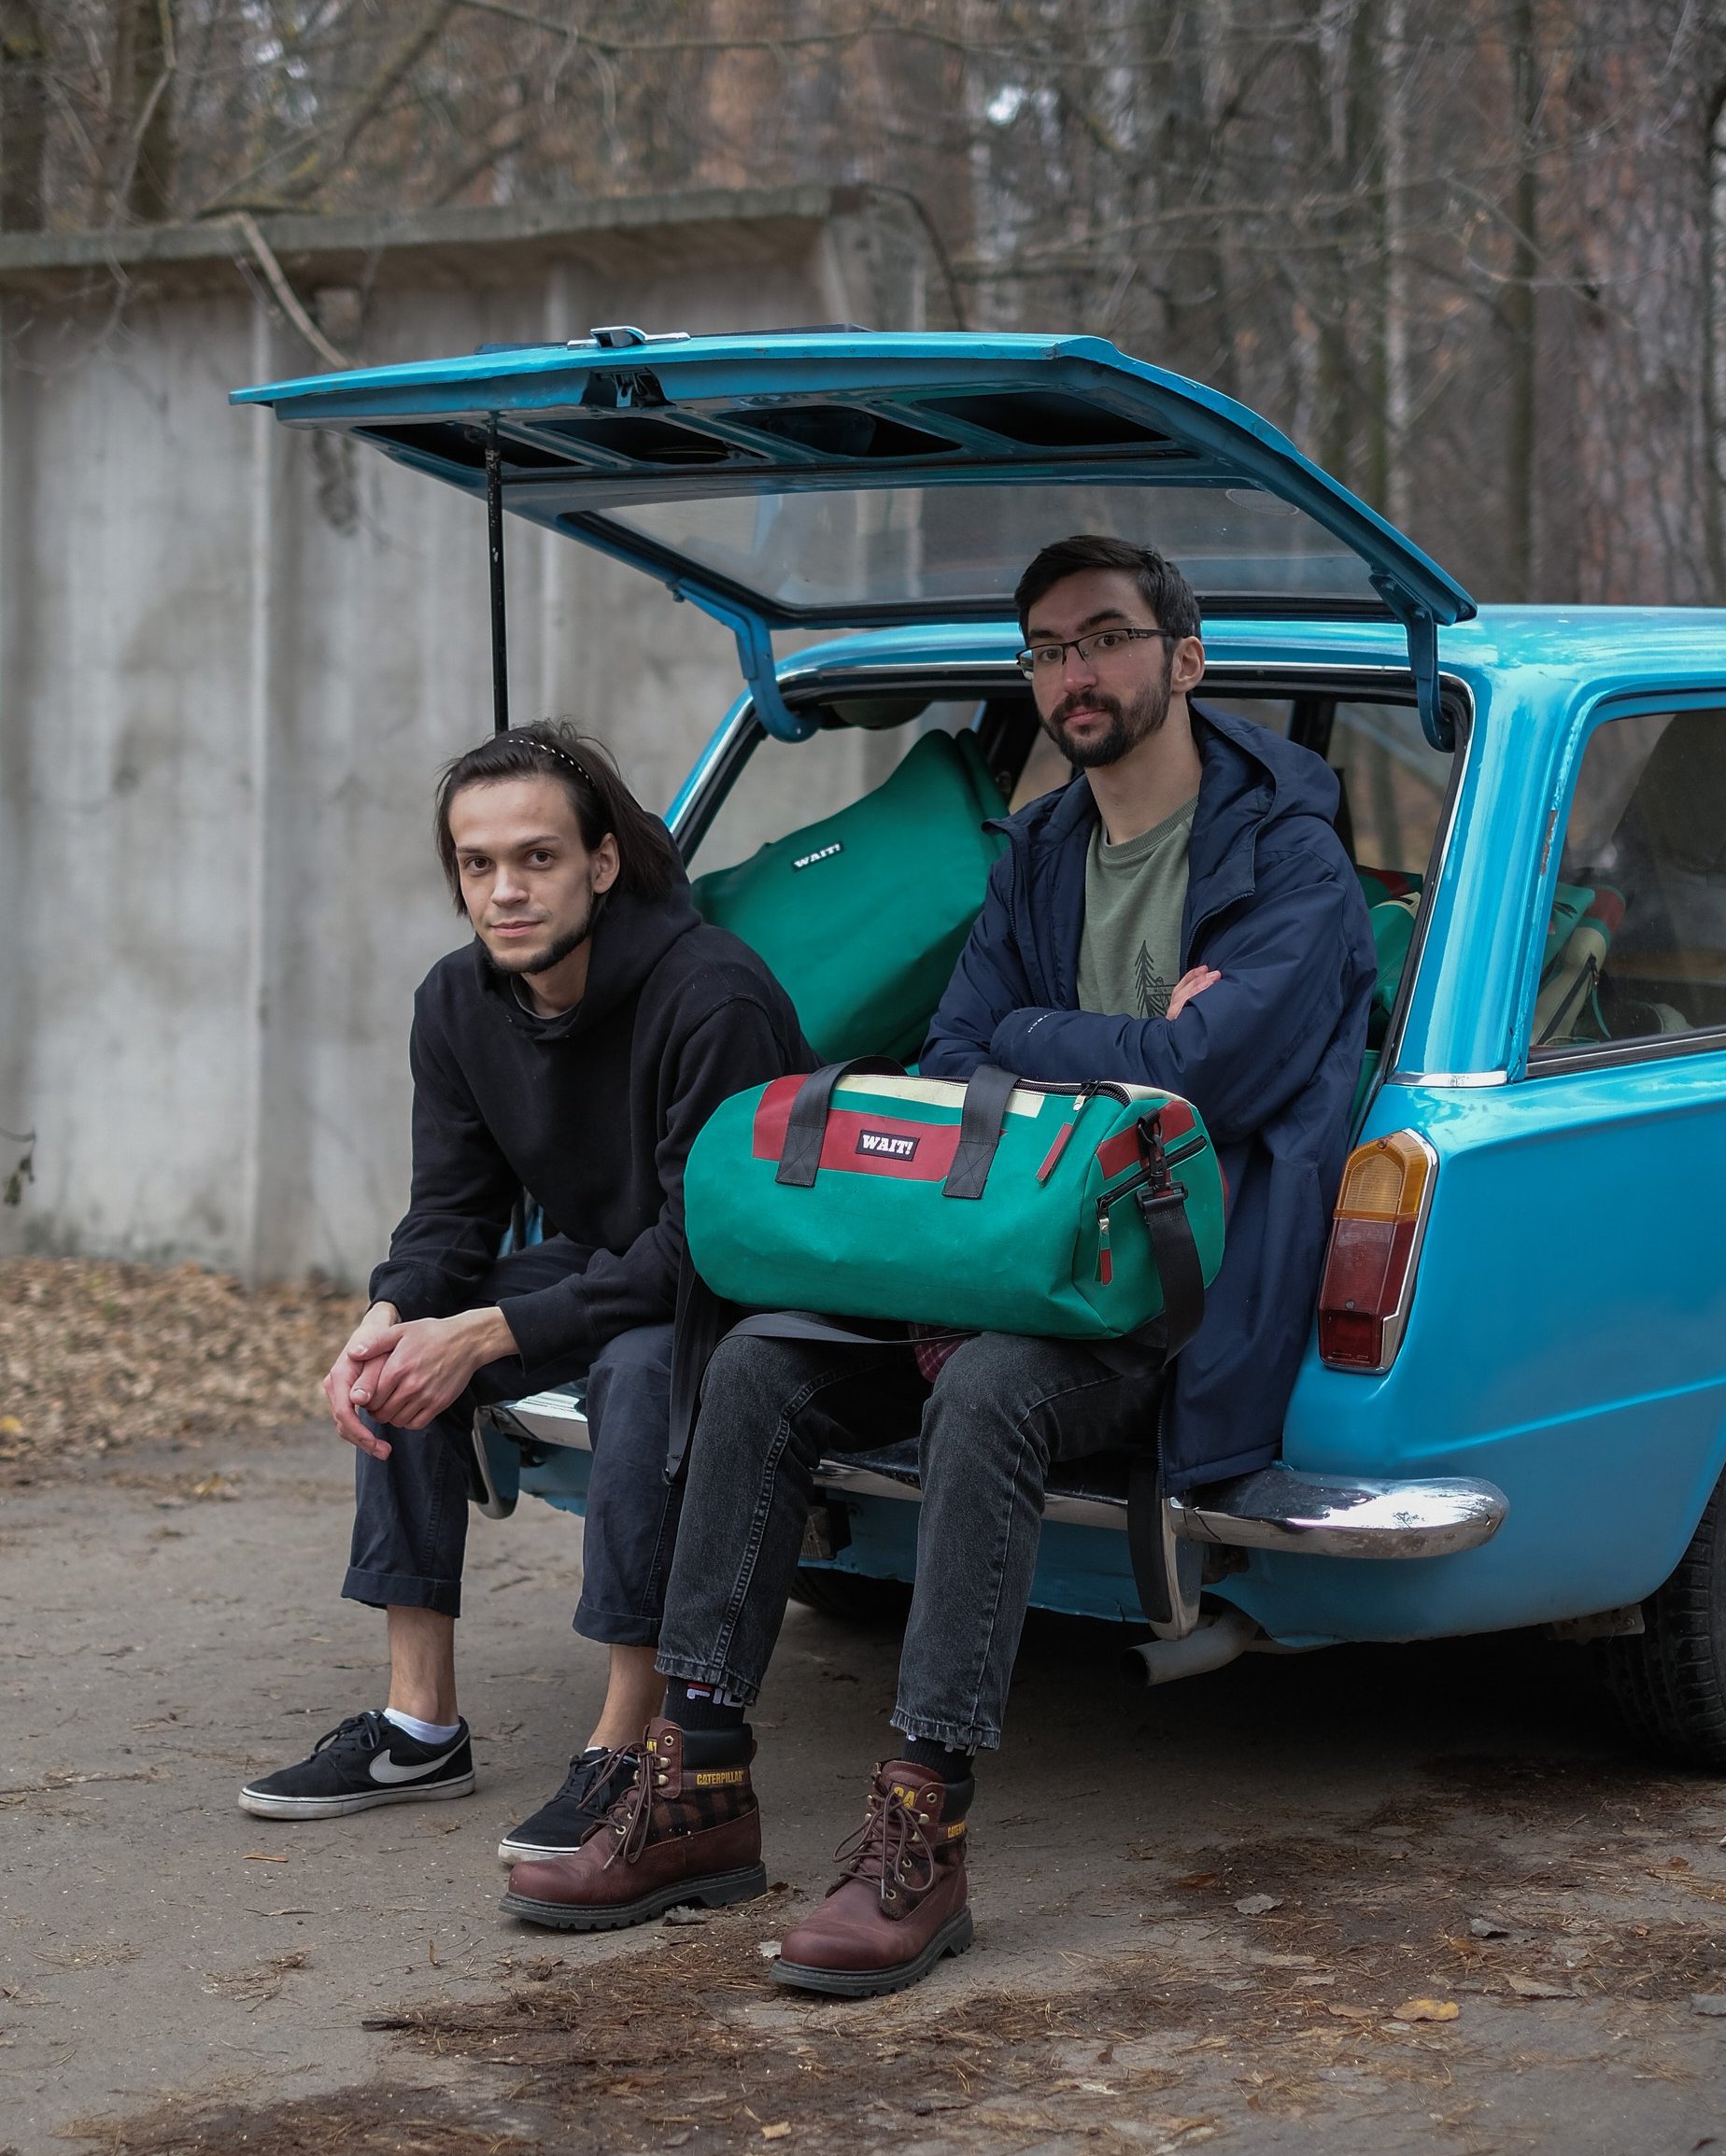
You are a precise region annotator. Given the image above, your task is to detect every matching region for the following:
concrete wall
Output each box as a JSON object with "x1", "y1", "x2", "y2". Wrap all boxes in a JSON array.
[{"x1": 0, "y1": 190, "x2": 935, "y2": 1284}]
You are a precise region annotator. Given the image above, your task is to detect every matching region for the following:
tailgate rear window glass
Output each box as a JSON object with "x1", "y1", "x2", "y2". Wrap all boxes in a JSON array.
[{"x1": 588, "y1": 483, "x2": 1379, "y2": 619}]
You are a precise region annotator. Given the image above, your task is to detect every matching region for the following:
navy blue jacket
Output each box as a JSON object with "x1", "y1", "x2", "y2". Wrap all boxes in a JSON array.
[{"x1": 922, "y1": 704, "x2": 1377, "y2": 1490}]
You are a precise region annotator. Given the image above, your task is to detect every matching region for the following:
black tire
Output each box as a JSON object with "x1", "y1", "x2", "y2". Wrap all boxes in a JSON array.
[
  {"x1": 788, "y1": 1567, "x2": 913, "y2": 1624},
  {"x1": 1602, "y1": 1473, "x2": 1726, "y2": 1768}
]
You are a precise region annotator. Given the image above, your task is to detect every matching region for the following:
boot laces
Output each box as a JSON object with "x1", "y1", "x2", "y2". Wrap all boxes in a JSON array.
[
  {"x1": 833, "y1": 1775, "x2": 937, "y2": 1908},
  {"x1": 598, "y1": 1740, "x2": 663, "y2": 1869}
]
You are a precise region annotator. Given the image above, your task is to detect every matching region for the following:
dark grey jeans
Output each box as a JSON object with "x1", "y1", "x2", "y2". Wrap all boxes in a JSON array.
[
  {"x1": 656, "y1": 1331, "x2": 1164, "y2": 1752},
  {"x1": 344, "y1": 1245, "x2": 678, "y2": 1645}
]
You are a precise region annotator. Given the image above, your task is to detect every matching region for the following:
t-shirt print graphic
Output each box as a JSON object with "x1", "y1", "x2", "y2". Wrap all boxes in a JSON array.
[{"x1": 1135, "y1": 941, "x2": 1171, "y2": 1019}]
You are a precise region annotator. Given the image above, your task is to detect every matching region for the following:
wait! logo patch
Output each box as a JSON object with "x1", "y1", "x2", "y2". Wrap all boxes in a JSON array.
[
  {"x1": 857, "y1": 1129, "x2": 919, "y2": 1162},
  {"x1": 792, "y1": 840, "x2": 843, "y2": 871}
]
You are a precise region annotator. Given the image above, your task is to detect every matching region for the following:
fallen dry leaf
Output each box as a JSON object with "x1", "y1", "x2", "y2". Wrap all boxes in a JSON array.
[
  {"x1": 0, "y1": 1257, "x2": 363, "y2": 1473},
  {"x1": 761, "y1": 2129, "x2": 791, "y2": 2143},
  {"x1": 243, "y1": 1853, "x2": 290, "y2": 1864},
  {"x1": 1393, "y1": 1998, "x2": 1460, "y2": 2022}
]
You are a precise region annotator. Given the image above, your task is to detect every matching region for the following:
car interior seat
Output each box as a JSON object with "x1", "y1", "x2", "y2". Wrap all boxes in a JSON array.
[{"x1": 690, "y1": 727, "x2": 1009, "y2": 1063}]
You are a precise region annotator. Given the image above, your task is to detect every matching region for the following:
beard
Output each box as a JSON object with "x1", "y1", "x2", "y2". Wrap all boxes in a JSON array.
[
  {"x1": 1040, "y1": 668, "x2": 1172, "y2": 768},
  {"x1": 484, "y1": 886, "x2": 605, "y2": 977}
]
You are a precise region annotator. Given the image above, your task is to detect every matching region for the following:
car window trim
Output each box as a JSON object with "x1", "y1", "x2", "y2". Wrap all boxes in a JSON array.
[
  {"x1": 1528, "y1": 1026, "x2": 1726, "y2": 1077},
  {"x1": 1515, "y1": 683, "x2": 1726, "y2": 1080}
]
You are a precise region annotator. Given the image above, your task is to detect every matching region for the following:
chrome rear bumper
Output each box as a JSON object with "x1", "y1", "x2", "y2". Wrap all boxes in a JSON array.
[
  {"x1": 1170, "y1": 1468, "x2": 1507, "y2": 1560},
  {"x1": 489, "y1": 1391, "x2": 1507, "y2": 1562}
]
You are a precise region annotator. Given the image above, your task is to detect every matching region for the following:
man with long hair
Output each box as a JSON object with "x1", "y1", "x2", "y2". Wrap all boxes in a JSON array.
[{"x1": 239, "y1": 726, "x2": 808, "y2": 1865}]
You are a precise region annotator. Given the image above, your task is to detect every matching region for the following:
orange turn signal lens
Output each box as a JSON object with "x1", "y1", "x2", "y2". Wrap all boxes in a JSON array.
[{"x1": 1318, "y1": 1131, "x2": 1436, "y2": 1372}]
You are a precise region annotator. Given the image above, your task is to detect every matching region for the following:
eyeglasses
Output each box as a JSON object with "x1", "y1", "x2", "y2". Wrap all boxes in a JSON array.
[{"x1": 1015, "y1": 627, "x2": 1177, "y2": 679}]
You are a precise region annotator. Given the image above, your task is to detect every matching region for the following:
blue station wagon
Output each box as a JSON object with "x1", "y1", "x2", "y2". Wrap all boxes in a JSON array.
[{"x1": 236, "y1": 329, "x2": 1726, "y2": 1768}]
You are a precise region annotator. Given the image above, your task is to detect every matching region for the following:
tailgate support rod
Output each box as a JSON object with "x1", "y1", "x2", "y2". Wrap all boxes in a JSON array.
[{"x1": 486, "y1": 414, "x2": 509, "y2": 735}]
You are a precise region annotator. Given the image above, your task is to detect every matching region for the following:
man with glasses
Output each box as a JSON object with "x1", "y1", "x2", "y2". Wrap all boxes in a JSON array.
[{"x1": 499, "y1": 535, "x2": 1376, "y2": 1996}]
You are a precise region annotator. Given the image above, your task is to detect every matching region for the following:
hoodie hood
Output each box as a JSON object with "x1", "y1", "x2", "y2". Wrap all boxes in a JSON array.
[{"x1": 474, "y1": 870, "x2": 702, "y2": 1039}]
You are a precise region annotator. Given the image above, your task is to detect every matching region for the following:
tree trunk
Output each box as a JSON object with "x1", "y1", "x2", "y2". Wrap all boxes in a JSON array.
[
  {"x1": 111, "y1": 0, "x2": 176, "y2": 221},
  {"x1": 1502, "y1": 0, "x2": 1540, "y2": 599},
  {"x1": 1562, "y1": 4, "x2": 1726, "y2": 604},
  {"x1": 0, "y1": 0, "x2": 48, "y2": 230}
]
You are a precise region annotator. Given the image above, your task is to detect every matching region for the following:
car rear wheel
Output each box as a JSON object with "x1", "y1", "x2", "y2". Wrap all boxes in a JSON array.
[
  {"x1": 1602, "y1": 1472, "x2": 1726, "y2": 1769},
  {"x1": 788, "y1": 1567, "x2": 913, "y2": 1624}
]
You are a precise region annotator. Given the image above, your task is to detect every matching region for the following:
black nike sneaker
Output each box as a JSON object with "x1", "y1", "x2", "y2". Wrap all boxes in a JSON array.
[
  {"x1": 496, "y1": 1745, "x2": 640, "y2": 1865},
  {"x1": 238, "y1": 1710, "x2": 475, "y2": 1819}
]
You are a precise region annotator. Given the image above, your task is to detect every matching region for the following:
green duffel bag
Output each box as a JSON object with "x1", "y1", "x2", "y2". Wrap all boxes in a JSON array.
[
  {"x1": 682, "y1": 1060, "x2": 1226, "y2": 1354},
  {"x1": 690, "y1": 728, "x2": 1008, "y2": 1063}
]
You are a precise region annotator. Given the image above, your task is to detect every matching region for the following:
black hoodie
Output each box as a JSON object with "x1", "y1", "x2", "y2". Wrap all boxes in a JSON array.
[{"x1": 369, "y1": 878, "x2": 811, "y2": 1370}]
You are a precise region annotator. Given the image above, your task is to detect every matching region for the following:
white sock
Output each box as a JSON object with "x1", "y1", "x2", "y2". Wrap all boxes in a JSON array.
[{"x1": 383, "y1": 1706, "x2": 462, "y2": 1746}]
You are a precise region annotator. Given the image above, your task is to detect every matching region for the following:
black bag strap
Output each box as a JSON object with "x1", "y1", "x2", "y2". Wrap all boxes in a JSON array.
[
  {"x1": 1127, "y1": 1445, "x2": 1172, "y2": 1628},
  {"x1": 775, "y1": 1058, "x2": 906, "y2": 1187},
  {"x1": 1119, "y1": 1111, "x2": 1206, "y2": 1360},
  {"x1": 941, "y1": 1062, "x2": 1020, "y2": 1200},
  {"x1": 667, "y1": 1249, "x2": 741, "y2": 1483}
]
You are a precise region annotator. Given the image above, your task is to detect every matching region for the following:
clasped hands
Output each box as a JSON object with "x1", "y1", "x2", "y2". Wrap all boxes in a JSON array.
[{"x1": 322, "y1": 1303, "x2": 519, "y2": 1458}]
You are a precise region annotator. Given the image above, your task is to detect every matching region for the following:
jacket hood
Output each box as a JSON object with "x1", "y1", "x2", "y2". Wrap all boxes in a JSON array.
[
  {"x1": 1003, "y1": 698, "x2": 1342, "y2": 941},
  {"x1": 474, "y1": 867, "x2": 701, "y2": 1039}
]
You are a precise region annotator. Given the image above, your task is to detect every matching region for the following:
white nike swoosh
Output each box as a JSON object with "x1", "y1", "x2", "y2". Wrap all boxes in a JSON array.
[{"x1": 369, "y1": 1743, "x2": 463, "y2": 1785}]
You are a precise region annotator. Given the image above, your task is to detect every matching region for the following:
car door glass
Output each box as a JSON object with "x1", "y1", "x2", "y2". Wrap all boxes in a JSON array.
[
  {"x1": 1327, "y1": 701, "x2": 1451, "y2": 883},
  {"x1": 1533, "y1": 706, "x2": 1726, "y2": 1056}
]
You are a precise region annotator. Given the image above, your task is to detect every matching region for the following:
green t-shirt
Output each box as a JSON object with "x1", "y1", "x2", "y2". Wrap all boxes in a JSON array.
[{"x1": 1076, "y1": 796, "x2": 1197, "y2": 1019}]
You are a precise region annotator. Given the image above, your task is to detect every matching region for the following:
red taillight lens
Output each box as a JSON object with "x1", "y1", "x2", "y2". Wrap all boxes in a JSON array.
[{"x1": 1317, "y1": 1131, "x2": 1436, "y2": 1372}]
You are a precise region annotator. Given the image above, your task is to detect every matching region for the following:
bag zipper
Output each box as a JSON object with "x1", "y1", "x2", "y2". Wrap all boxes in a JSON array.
[
  {"x1": 1035, "y1": 1080, "x2": 1104, "y2": 1182},
  {"x1": 1031, "y1": 1078, "x2": 1159, "y2": 1184},
  {"x1": 1092, "y1": 1134, "x2": 1206, "y2": 1281}
]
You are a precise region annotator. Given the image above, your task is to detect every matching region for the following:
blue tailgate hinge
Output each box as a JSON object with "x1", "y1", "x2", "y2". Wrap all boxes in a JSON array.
[
  {"x1": 1370, "y1": 574, "x2": 1452, "y2": 751},
  {"x1": 670, "y1": 582, "x2": 814, "y2": 742}
]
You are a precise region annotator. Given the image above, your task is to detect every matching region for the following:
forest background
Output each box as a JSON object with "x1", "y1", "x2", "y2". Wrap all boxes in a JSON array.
[{"x1": 0, "y1": 0, "x2": 1722, "y2": 610}]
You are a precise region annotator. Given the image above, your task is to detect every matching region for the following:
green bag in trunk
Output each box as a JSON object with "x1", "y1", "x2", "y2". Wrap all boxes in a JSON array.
[
  {"x1": 690, "y1": 728, "x2": 1008, "y2": 1063},
  {"x1": 682, "y1": 1061, "x2": 1226, "y2": 1352}
]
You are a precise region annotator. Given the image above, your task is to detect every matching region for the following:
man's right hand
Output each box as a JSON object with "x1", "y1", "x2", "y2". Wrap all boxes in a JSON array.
[
  {"x1": 1167, "y1": 965, "x2": 1221, "y2": 1022},
  {"x1": 322, "y1": 1302, "x2": 402, "y2": 1457}
]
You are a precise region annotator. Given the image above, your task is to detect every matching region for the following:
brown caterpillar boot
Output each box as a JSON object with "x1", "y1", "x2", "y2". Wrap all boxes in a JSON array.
[
  {"x1": 500, "y1": 1718, "x2": 765, "y2": 1931},
  {"x1": 772, "y1": 1760, "x2": 973, "y2": 1996}
]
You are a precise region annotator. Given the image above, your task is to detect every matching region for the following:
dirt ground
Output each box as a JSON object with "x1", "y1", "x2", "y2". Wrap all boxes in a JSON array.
[{"x1": 5, "y1": 1419, "x2": 1726, "y2": 2156}]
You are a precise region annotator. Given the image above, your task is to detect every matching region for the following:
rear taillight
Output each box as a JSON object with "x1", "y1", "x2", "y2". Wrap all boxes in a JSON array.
[{"x1": 1317, "y1": 1130, "x2": 1437, "y2": 1372}]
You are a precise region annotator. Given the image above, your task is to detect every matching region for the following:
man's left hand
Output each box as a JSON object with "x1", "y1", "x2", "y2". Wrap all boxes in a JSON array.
[{"x1": 348, "y1": 1307, "x2": 519, "y2": 1431}]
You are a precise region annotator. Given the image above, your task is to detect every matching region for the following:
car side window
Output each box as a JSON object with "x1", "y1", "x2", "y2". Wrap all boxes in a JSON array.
[{"x1": 1532, "y1": 706, "x2": 1726, "y2": 1059}]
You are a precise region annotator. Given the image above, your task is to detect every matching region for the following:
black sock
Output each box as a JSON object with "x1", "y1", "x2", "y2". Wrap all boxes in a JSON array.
[
  {"x1": 904, "y1": 1737, "x2": 973, "y2": 1787},
  {"x1": 664, "y1": 1679, "x2": 748, "y2": 1735}
]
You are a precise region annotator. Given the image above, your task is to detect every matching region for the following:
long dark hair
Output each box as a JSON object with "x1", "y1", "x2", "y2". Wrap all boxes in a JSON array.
[{"x1": 433, "y1": 723, "x2": 680, "y2": 914}]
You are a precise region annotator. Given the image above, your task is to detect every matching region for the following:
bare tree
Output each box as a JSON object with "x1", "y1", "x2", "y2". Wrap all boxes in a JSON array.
[
  {"x1": 5, "y1": 0, "x2": 1725, "y2": 605},
  {"x1": 0, "y1": 0, "x2": 48, "y2": 229}
]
